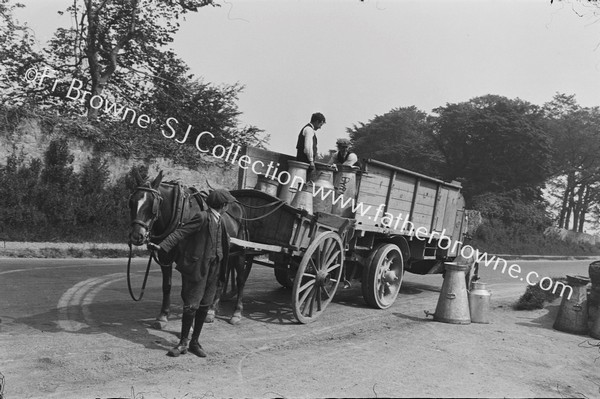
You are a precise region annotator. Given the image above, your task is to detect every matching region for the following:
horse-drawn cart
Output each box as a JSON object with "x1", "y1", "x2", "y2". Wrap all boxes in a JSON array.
[
  {"x1": 229, "y1": 189, "x2": 354, "y2": 323},
  {"x1": 228, "y1": 146, "x2": 471, "y2": 324}
]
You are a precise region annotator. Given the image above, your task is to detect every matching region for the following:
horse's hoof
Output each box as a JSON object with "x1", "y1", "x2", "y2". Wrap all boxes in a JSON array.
[
  {"x1": 153, "y1": 320, "x2": 167, "y2": 330},
  {"x1": 157, "y1": 313, "x2": 169, "y2": 323},
  {"x1": 205, "y1": 310, "x2": 216, "y2": 323},
  {"x1": 229, "y1": 315, "x2": 242, "y2": 325}
]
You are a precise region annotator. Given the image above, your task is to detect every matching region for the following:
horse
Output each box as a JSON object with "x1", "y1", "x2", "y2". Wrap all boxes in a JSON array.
[{"x1": 127, "y1": 170, "x2": 253, "y2": 326}]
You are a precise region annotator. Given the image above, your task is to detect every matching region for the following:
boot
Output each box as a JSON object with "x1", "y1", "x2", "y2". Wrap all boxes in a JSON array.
[
  {"x1": 189, "y1": 307, "x2": 209, "y2": 357},
  {"x1": 167, "y1": 310, "x2": 194, "y2": 357},
  {"x1": 188, "y1": 339, "x2": 207, "y2": 357},
  {"x1": 167, "y1": 337, "x2": 189, "y2": 357}
]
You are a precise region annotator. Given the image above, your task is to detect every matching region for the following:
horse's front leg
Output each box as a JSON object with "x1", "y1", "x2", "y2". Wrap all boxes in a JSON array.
[
  {"x1": 157, "y1": 264, "x2": 172, "y2": 322},
  {"x1": 230, "y1": 255, "x2": 253, "y2": 325},
  {"x1": 206, "y1": 277, "x2": 224, "y2": 323}
]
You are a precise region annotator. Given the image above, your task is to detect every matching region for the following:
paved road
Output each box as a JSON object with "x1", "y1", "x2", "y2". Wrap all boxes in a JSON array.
[{"x1": 0, "y1": 257, "x2": 596, "y2": 398}]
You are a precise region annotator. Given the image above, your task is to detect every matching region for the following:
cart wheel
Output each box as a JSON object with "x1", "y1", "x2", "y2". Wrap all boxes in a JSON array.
[
  {"x1": 362, "y1": 243, "x2": 404, "y2": 309},
  {"x1": 292, "y1": 231, "x2": 344, "y2": 324},
  {"x1": 274, "y1": 263, "x2": 294, "y2": 289}
]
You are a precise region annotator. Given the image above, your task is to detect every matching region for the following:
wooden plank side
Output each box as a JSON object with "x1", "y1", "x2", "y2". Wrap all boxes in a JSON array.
[
  {"x1": 415, "y1": 181, "x2": 437, "y2": 207},
  {"x1": 442, "y1": 189, "x2": 461, "y2": 238},
  {"x1": 433, "y1": 187, "x2": 449, "y2": 232},
  {"x1": 355, "y1": 166, "x2": 392, "y2": 228},
  {"x1": 384, "y1": 172, "x2": 416, "y2": 219}
]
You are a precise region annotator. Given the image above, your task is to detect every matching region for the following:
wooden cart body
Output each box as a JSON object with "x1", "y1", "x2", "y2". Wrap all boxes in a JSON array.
[
  {"x1": 230, "y1": 189, "x2": 353, "y2": 255},
  {"x1": 229, "y1": 146, "x2": 471, "y2": 322},
  {"x1": 350, "y1": 159, "x2": 467, "y2": 274}
]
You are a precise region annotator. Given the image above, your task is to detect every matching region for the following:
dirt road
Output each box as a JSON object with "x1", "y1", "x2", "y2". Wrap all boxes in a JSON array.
[{"x1": 1, "y1": 258, "x2": 599, "y2": 398}]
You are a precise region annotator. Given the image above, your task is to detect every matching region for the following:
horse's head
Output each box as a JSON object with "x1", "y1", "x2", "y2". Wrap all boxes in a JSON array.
[{"x1": 128, "y1": 170, "x2": 164, "y2": 246}]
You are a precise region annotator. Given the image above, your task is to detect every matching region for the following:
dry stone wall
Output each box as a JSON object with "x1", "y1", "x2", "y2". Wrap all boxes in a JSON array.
[{"x1": 0, "y1": 117, "x2": 238, "y2": 190}]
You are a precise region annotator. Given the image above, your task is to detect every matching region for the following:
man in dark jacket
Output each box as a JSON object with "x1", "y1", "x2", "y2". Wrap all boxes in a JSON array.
[{"x1": 150, "y1": 189, "x2": 235, "y2": 358}]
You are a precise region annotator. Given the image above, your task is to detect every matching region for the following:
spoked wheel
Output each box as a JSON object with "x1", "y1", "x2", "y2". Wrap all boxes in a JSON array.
[
  {"x1": 362, "y1": 243, "x2": 404, "y2": 309},
  {"x1": 292, "y1": 231, "x2": 344, "y2": 324},
  {"x1": 274, "y1": 263, "x2": 294, "y2": 289}
]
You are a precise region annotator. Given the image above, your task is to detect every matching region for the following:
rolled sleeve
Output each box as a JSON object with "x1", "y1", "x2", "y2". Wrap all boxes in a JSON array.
[{"x1": 344, "y1": 153, "x2": 358, "y2": 166}]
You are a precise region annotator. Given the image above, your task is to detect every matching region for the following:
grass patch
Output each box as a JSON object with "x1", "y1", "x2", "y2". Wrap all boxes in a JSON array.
[
  {"x1": 513, "y1": 276, "x2": 568, "y2": 310},
  {"x1": 0, "y1": 246, "x2": 146, "y2": 258}
]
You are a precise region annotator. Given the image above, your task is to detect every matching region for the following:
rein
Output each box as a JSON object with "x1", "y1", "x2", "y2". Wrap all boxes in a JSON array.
[
  {"x1": 231, "y1": 199, "x2": 286, "y2": 221},
  {"x1": 126, "y1": 243, "x2": 153, "y2": 301}
]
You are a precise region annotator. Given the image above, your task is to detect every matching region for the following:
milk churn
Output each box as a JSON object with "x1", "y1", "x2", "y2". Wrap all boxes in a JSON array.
[
  {"x1": 290, "y1": 182, "x2": 313, "y2": 214},
  {"x1": 254, "y1": 174, "x2": 279, "y2": 196},
  {"x1": 588, "y1": 260, "x2": 600, "y2": 325},
  {"x1": 312, "y1": 167, "x2": 335, "y2": 214},
  {"x1": 279, "y1": 160, "x2": 310, "y2": 204},
  {"x1": 553, "y1": 274, "x2": 590, "y2": 335},
  {"x1": 433, "y1": 262, "x2": 471, "y2": 324},
  {"x1": 468, "y1": 281, "x2": 491, "y2": 324},
  {"x1": 590, "y1": 265, "x2": 600, "y2": 338},
  {"x1": 331, "y1": 165, "x2": 358, "y2": 217}
]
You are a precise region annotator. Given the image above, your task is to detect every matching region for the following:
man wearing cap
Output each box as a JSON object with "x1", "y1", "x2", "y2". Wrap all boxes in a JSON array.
[
  {"x1": 149, "y1": 189, "x2": 235, "y2": 358},
  {"x1": 329, "y1": 138, "x2": 359, "y2": 169},
  {"x1": 296, "y1": 112, "x2": 326, "y2": 174}
]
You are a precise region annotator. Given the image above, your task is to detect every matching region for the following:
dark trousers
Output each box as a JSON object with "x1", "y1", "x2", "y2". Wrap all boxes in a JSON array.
[{"x1": 179, "y1": 258, "x2": 220, "y2": 343}]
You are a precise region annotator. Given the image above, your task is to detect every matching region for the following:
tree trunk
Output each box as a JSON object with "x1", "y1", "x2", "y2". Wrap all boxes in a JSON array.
[
  {"x1": 565, "y1": 180, "x2": 577, "y2": 230},
  {"x1": 558, "y1": 173, "x2": 574, "y2": 229},
  {"x1": 84, "y1": 0, "x2": 138, "y2": 120},
  {"x1": 577, "y1": 183, "x2": 591, "y2": 233},
  {"x1": 572, "y1": 183, "x2": 585, "y2": 231}
]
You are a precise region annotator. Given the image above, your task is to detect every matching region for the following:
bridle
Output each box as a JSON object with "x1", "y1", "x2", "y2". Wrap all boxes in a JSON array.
[
  {"x1": 129, "y1": 186, "x2": 163, "y2": 244},
  {"x1": 127, "y1": 185, "x2": 163, "y2": 302}
]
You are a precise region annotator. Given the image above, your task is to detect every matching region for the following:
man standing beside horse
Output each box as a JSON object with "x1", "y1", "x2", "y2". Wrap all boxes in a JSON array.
[{"x1": 150, "y1": 189, "x2": 236, "y2": 358}]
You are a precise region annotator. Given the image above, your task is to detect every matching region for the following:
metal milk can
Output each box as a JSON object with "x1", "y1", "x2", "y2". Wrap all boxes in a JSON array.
[
  {"x1": 433, "y1": 262, "x2": 471, "y2": 324},
  {"x1": 589, "y1": 261, "x2": 600, "y2": 324},
  {"x1": 553, "y1": 274, "x2": 590, "y2": 335},
  {"x1": 468, "y1": 281, "x2": 491, "y2": 324},
  {"x1": 279, "y1": 160, "x2": 310, "y2": 204},
  {"x1": 331, "y1": 165, "x2": 357, "y2": 217},
  {"x1": 312, "y1": 168, "x2": 334, "y2": 214},
  {"x1": 290, "y1": 182, "x2": 313, "y2": 214},
  {"x1": 254, "y1": 174, "x2": 279, "y2": 196}
]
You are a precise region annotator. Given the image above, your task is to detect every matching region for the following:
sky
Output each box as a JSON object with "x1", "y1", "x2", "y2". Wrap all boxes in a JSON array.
[{"x1": 15, "y1": 0, "x2": 600, "y2": 155}]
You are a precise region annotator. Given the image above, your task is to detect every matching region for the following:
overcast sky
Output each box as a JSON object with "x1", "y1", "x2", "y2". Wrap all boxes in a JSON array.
[{"x1": 16, "y1": 0, "x2": 600, "y2": 155}]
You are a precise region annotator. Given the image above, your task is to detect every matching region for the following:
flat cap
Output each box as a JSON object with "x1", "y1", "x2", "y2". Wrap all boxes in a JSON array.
[
  {"x1": 336, "y1": 138, "x2": 351, "y2": 146},
  {"x1": 206, "y1": 189, "x2": 236, "y2": 208}
]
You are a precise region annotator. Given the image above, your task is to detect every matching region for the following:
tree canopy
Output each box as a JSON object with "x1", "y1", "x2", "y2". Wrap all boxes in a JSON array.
[
  {"x1": 348, "y1": 106, "x2": 444, "y2": 177},
  {"x1": 432, "y1": 95, "x2": 552, "y2": 203},
  {"x1": 0, "y1": 0, "x2": 267, "y2": 164}
]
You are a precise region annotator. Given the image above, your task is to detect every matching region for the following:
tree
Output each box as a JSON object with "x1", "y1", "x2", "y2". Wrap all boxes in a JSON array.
[
  {"x1": 146, "y1": 53, "x2": 267, "y2": 151},
  {"x1": 432, "y1": 95, "x2": 553, "y2": 204},
  {"x1": 543, "y1": 93, "x2": 600, "y2": 232},
  {"x1": 39, "y1": 0, "x2": 216, "y2": 119},
  {"x1": 0, "y1": 0, "x2": 42, "y2": 105},
  {"x1": 347, "y1": 106, "x2": 444, "y2": 176}
]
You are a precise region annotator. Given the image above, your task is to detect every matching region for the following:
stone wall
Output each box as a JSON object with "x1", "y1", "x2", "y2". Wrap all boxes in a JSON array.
[{"x1": 0, "y1": 117, "x2": 239, "y2": 190}]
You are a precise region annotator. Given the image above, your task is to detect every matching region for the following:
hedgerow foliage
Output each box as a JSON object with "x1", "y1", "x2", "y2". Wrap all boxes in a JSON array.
[{"x1": 0, "y1": 138, "x2": 140, "y2": 242}]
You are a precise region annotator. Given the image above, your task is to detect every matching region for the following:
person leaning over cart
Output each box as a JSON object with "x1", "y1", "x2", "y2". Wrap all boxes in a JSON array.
[
  {"x1": 328, "y1": 138, "x2": 359, "y2": 170},
  {"x1": 148, "y1": 189, "x2": 235, "y2": 358},
  {"x1": 296, "y1": 112, "x2": 326, "y2": 175}
]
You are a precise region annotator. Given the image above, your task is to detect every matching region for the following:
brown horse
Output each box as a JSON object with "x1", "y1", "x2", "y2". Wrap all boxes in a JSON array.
[{"x1": 128, "y1": 171, "x2": 253, "y2": 325}]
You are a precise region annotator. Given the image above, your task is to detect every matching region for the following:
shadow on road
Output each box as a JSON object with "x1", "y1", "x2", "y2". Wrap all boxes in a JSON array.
[
  {"x1": 13, "y1": 285, "x2": 179, "y2": 353},
  {"x1": 514, "y1": 304, "x2": 560, "y2": 330}
]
